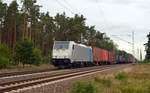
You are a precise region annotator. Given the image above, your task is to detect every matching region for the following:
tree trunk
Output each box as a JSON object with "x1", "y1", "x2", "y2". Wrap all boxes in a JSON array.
[
  {"x1": 10, "y1": 21, "x2": 13, "y2": 48},
  {"x1": 23, "y1": 63, "x2": 25, "y2": 68},
  {"x1": 23, "y1": 13, "x2": 26, "y2": 39},
  {"x1": 0, "y1": 28, "x2": 1, "y2": 44},
  {"x1": 8, "y1": 22, "x2": 12, "y2": 47},
  {"x1": 42, "y1": 34, "x2": 45, "y2": 56},
  {"x1": 26, "y1": 23, "x2": 28, "y2": 39},
  {"x1": 0, "y1": 20, "x2": 1, "y2": 44},
  {"x1": 29, "y1": 24, "x2": 32, "y2": 40},
  {"x1": 14, "y1": 20, "x2": 16, "y2": 47},
  {"x1": 33, "y1": 31, "x2": 36, "y2": 47}
]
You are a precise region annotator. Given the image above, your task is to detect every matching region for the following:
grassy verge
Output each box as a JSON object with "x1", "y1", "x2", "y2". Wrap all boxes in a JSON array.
[
  {"x1": 70, "y1": 63, "x2": 150, "y2": 93},
  {"x1": 0, "y1": 64, "x2": 55, "y2": 73}
]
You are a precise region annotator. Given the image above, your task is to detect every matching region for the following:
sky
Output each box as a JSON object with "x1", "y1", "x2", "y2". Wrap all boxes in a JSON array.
[{"x1": 4, "y1": 0, "x2": 150, "y2": 60}]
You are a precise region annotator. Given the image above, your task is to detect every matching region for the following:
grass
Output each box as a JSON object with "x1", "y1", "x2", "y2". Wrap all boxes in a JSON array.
[
  {"x1": 70, "y1": 63, "x2": 150, "y2": 93},
  {"x1": 135, "y1": 62, "x2": 150, "y2": 65},
  {"x1": 0, "y1": 63, "x2": 55, "y2": 73}
]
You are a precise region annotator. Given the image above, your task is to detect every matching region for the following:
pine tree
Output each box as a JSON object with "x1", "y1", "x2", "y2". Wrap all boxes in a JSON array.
[
  {"x1": 145, "y1": 32, "x2": 150, "y2": 61},
  {"x1": 40, "y1": 12, "x2": 55, "y2": 56},
  {"x1": 0, "y1": 1, "x2": 7, "y2": 44},
  {"x1": 21, "y1": 0, "x2": 41, "y2": 45},
  {"x1": 140, "y1": 49, "x2": 142, "y2": 61},
  {"x1": 5, "y1": 0, "x2": 18, "y2": 48}
]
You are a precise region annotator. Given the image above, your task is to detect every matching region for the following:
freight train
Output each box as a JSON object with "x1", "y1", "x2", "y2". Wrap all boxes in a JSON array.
[{"x1": 51, "y1": 41, "x2": 133, "y2": 68}]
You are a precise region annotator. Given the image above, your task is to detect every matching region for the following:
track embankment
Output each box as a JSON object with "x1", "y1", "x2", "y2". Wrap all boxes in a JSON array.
[{"x1": 0, "y1": 64, "x2": 132, "y2": 93}]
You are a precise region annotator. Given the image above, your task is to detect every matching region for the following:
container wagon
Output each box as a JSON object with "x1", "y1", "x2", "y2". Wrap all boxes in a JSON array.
[
  {"x1": 116, "y1": 55, "x2": 120, "y2": 64},
  {"x1": 113, "y1": 53, "x2": 116, "y2": 64},
  {"x1": 92, "y1": 46, "x2": 102, "y2": 65},
  {"x1": 123, "y1": 57, "x2": 126, "y2": 64},
  {"x1": 108, "y1": 52, "x2": 113, "y2": 64},
  {"x1": 120, "y1": 56, "x2": 123, "y2": 64},
  {"x1": 101, "y1": 49, "x2": 109, "y2": 64},
  {"x1": 109, "y1": 52, "x2": 116, "y2": 64}
]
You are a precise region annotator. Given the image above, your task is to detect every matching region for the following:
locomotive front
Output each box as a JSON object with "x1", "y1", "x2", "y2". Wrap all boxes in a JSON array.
[{"x1": 51, "y1": 41, "x2": 74, "y2": 68}]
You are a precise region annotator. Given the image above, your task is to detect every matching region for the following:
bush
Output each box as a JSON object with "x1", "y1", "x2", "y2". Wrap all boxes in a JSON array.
[
  {"x1": 70, "y1": 82, "x2": 97, "y2": 93},
  {"x1": 14, "y1": 38, "x2": 34, "y2": 67},
  {"x1": 14, "y1": 38, "x2": 42, "y2": 67},
  {"x1": 0, "y1": 56, "x2": 10, "y2": 69},
  {"x1": 0, "y1": 44, "x2": 11, "y2": 69},
  {"x1": 115, "y1": 72, "x2": 128, "y2": 81},
  {"x1": 33, "y1": 48, "x2": 42, "y2": 66}
]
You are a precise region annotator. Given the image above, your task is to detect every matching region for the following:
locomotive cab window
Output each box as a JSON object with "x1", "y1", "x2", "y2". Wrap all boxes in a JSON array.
[{"x1": 54, "y1": 42, "x2": 69, "y2": 50}]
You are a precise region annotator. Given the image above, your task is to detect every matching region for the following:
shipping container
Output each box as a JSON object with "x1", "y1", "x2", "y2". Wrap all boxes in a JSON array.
[
  {"x1": 92, "y1": 46, "x2": 102, "y2": 64},
  {"x1": 129, "y1": 58, "x2": 131, "y2": 63},
  {"x1": 123, "y1": 57, "x2": 126, "y2": 63},
  {"x1": 109, "y1": 52, "x2": 116, "y2": 64},
  {"x1": 108, "y1": 52, "x2": 113, "y2": 64},
  {"x1": 126, "y1": 58, "x2": 128, "y2": 63},
  {"x1": 101, "y1": 49, "x2": 109, "y2": 64},
  {"x1": 130, "y1": 58, "x2": 133, "y2": 63},
  {"x1": 120, "y1": 56, "x2": 123, "y2": 63},
  {"x1": 116, "y1": 55, "x2": 120, "y2": 63},
  {"x1": 113, "y1": 53, "x2": 116, "y2": 63},
  {"x1": 125, "y1": 57, "x2": 127, "y2": 63},
  {"x1": 92, "y1": 47, "x2": 109, "y2": 64}
]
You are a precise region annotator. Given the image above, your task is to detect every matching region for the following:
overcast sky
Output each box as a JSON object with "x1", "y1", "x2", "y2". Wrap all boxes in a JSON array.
[{"x1": 4, "y1": 0, "x2": 149, "y2": 60}]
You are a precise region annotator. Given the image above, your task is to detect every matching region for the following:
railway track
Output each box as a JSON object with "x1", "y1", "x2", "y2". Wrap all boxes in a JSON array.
[
  {"x1": 0, "y1": 66, "x2": 102, "y2": 80},
  {"x1": 0, "y1": 69, "x2": 58, "y2": 78},
  {"x1": 0, "y1": 64, "x2": 130, "y2": 93}
]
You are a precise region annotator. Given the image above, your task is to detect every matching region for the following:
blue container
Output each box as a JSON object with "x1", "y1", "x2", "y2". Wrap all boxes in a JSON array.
[
  {"x1": 116, "y1": 55, "x2": 120, "y2": 63},
  {"x1": 123, "y1": 57, "x2": 126, "y2": 62},
  {"x1": 89, "y1": 48, "x2": 92, "y2": 62}
]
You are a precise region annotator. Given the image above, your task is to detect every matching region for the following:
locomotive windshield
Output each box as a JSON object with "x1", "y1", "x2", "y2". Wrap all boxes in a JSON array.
[{"x1": 54, "y1": 41, "x2": 69, "y2": 49}]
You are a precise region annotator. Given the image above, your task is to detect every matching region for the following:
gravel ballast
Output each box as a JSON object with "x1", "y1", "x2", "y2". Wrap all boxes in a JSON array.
[{"x1": 15, "y1": 64, "x2": 132, "y2": 93}]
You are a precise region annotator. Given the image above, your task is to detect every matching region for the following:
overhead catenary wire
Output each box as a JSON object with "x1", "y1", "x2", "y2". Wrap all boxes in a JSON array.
[
  {"x1": 111, "y1": 35, "x2": 133, "y2": 45},
  {"x1": 55, "y1": 0, "x2": 92, "y2": 26},
  {"x1": 62, "y1": 0, "x2": 80, "y2": 14},
  {"x1": 57, "y1": 0, "x2": 106, "y2": 31},
  {"x1": 55, "y1": 0, "x2": 75, "y2": 15}
]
